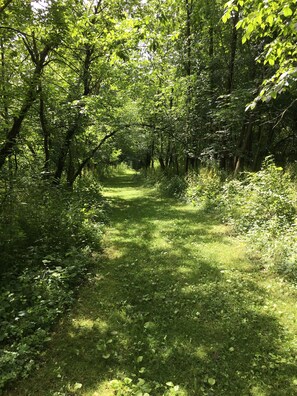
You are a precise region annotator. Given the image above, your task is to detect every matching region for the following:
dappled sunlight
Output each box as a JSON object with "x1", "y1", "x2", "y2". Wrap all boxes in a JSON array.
[
  {"x1": 72, "y1": 318, "x2": 95, "y2": 330},
  {"x1": 6, "y1": 175, "x2": 297, "y2": 396},
  {"x1": 70, "y1": 318, "x2": 109, "y2": 333}
]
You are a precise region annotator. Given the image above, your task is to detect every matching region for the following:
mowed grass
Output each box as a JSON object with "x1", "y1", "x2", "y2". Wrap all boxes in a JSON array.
[{"x1": 4, "y1": 174, "x2": 297, "y2": 396}]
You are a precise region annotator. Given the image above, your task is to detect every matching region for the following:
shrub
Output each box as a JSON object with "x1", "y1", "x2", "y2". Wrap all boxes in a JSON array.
[
  {"x1": 0, "y1": 254, "x2": 88, "y2": 389},
  {"x1": 273, "y1": 223, "x2": 297, "y2": 281},
  {"x1": 157, "y1": 174, "x2": 187, "y2": 198},
  {"x1": 186, "y1": 167, "x2": 223, "y2": 209},
  {"x1": 0, "y1": 176, "x2": 108, "y2": 390},
  {"x1": 219, "y1": 158, "x2": 297, "y2": 279},
  {"x1": 140, "y1": 168, "x2": 187, "y2": 198},
  {"x1": 222, "y1": 157, "x2": 295, "y2": 232},
  {"x1": 186, "y1": 157, "x2": 297, "y2": 282},
  {"x1": 247, "y1": 220, "x2": 297, "y2": 281}
]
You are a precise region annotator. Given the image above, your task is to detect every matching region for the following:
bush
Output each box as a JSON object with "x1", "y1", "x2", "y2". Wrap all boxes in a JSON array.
[
  {"x1": 0, "y1": 176, "x2": 108, "y2": 390},
  {"x1": 0, "y1": 177, "x2": 107, "y2": 272},
  {"x1": 220, "y1": 158, "x2": 297, "y2": 279},
  {"x1": 140, "y1": 168, "x2": 187, "y2": 198},
  {"x1": 186, "y1": 157, "x2": 297, "y2": 282},
  {"x1": 157, "y1": 174, "x2": 187, "y2": 198},
  {"x1": 246, "y1": 218, "x2": 297, "y2": 281},
  {"x1": 186, "y1": 167, "x2": 223, "y2": 209},
  {"x1": 220, "y1": 157, "x2": 296, "y2": 232},
  {"x1": 273, "y1": 223, "x2": 297, "y2": 281},
  {"x1": 0, "y1": 254, "x2": 88, "y2": 389}
]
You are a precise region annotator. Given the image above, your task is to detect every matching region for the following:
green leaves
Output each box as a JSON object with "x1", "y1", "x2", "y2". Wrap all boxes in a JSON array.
[
  {"x1": 73, "y1": 383, "x2": 83, "y2": 391},
  {"x1": 0, "y1": 178, "x2": 107, "y2": 390},
  {"x1": 222, "y1": 11, "x2": 231, "y2": 24},
  {"x1": 266, "y1": 14, "x2": 274, "y2": 26},
  {"x1": 283, "y1": 6, "x2": 293, "y2": 16},
  {"x1": 143, "y1": 321, "x2": 155, "y2": 330},
  {"x1": 207, "y1": 378, "x2": 216, "y2": 386},
  {"x1": 223, "y1": 0, "x2": 297, "y2": 104}
]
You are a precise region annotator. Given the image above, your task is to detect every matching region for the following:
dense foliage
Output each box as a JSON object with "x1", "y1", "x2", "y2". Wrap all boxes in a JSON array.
[
  {"x1": 223, "y1": 0, "x2": 297, "y2": 106},
  {"x1": 1, "y1": 0, "x2": 297, "y2": 178},
  {"x1": 0, "y1": 176, "x2": 107, "y2": 389},
  {"x1": 186, "y1": 158, "x2": 297, "y2": 282}
]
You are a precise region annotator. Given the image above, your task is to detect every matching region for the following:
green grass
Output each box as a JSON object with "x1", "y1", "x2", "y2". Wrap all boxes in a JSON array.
[{"x1": 4, "y1": 173, "x2": 297, "y2": 396}]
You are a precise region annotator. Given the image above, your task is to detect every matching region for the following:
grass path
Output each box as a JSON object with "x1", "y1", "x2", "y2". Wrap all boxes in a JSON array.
[{"x1": 5, "y1": 174, "x2": 297, "y2": 396}]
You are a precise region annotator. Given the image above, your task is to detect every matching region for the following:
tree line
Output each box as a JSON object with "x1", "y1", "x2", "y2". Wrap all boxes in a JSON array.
[{"x1": 0, "y1": 0, "x2": 296, "y2": 185}]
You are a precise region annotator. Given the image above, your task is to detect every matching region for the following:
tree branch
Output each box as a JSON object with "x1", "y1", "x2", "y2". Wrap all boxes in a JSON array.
[
  {"x1": 0, "y1": 25, "x2": 29, "y2": 37},
  {"x1": 273, "y1": 98, "x2": 297, "y2": 129},
  {"x1": 70, "y1": 130, "x2": 117, "y2": 184}
]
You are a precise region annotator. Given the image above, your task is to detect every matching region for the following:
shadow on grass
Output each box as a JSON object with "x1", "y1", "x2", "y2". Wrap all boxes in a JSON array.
[{"x1": 6, "y1": 175, "x2": 297, "y2": 396}]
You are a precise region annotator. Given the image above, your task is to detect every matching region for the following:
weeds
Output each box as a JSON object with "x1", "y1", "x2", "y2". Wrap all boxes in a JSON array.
[
  {"x1": 0, "y1": 176, "x2": 108, "y2": 390},
  {"x1": 186, "y1": 157, "x2": 297, "y2": 281}
]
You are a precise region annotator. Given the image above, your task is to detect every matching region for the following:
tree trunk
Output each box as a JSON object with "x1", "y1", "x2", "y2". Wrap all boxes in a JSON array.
[
  {"x1": 1, "y1": 37, "x2": 9, "y2": 126},
  {"x1": 67, "y1": 144, "x2": 75, "y2": 188},
  {"x1": 39, "y1": 84, "x2": 51, "y2": 173},
  {"x1": 159, "y1": 157, "x2": 166, "y2": 171},
  {"x1": 67, "y1": 130, "x2": 117, "y2": 187},
  {"x1": 184, "y1": 0, "x2": 193, "y2": 174},
  {"x1": 207, "y1": 0, "x2": 215, "y2": 99},
  {"x1": 53, "y1": 116, "x2": 80, "y2": 184},
  {"x1": 234, "y1": 115, "x2": 253, "y2": 174},
  {"x1": 0, "y1": 45, "x2": 51, "y2": 169},
  {"x1": 185, "y1": 0, "x2": 192, "y2": 78},
  {"x1": 227, "y1": 11, "x2": 239, "y2": 94},
  {"x1": 53, "y1": 40, "x2": 95, "y2": 184}
]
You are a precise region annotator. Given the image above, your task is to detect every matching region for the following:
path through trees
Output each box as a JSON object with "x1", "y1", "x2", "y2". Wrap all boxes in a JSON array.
[{"x1": 5, "y1": 174, "x2": 297, "y2": 396}]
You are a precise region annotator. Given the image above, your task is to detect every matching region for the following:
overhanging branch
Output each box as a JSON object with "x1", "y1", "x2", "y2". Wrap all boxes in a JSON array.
[{"x1": 71, "y1": 130, "x2": 118, "y2": 183}]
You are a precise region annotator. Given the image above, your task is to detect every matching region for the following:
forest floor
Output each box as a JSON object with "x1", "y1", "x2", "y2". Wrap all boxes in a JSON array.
[{"x1": 5, "y1": 173, "x2": 297, "y2": 396}]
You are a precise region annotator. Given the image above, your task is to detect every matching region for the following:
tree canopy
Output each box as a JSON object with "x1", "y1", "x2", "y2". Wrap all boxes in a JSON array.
[
  {"x1": 0, "y1": 0, "x2": 296, "y2": 179},
  {"x1": 223, "y1": 0, "x2": 297, "y2": 108}
]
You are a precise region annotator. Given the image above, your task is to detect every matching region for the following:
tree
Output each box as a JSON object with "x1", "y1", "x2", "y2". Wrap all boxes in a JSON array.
[
  {"x1": 0, "y1": 0, "x2": 68, "y2": 169},
  {"x1": 223, "y1": 0, "x2": 297, "y2": 108}
]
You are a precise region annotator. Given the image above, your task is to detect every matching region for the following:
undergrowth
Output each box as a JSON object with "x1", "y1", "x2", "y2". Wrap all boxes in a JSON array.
[
  {"x1": 4, "y1": 175, "x2": 297, "y2": 396},
  {"x1": 3, "y1": 172, "x2": 297, "y2": 395},
  {"x1": 185, "y1": 157, "x2": 297, "y2": 282},
  {"x1": 0, "y1": 176, "x2": 108, "y2": 390},
  {"x1": 139, "y1": 168, "x2": 187, "y2": 198}
]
